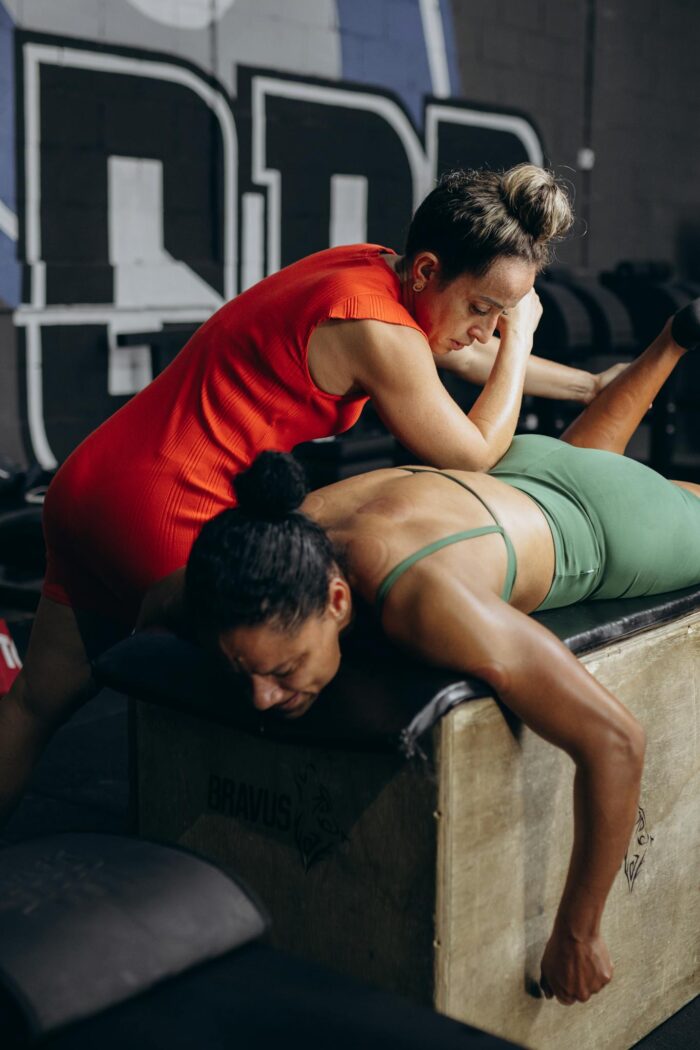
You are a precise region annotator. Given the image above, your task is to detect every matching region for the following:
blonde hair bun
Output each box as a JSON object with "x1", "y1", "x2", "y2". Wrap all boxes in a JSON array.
[{"x1": 500, "y1": 164, "x2": 573, "y2": 243}]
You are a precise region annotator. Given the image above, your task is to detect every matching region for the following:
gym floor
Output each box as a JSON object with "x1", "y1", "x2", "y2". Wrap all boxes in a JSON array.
[{"x1": 0, "y1": 614, "x2": 696, "y2": 1049}]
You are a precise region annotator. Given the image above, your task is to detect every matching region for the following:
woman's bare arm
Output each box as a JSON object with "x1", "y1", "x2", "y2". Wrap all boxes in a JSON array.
[
  {"x1": 436, "y1": 336, "x2": 629, "y2": 404},
  {"x1": 384, "y1": 568, "x2": 645, "y2": 1005},
  {"x1": 341, "y1": 294, "x2": 540, "y2": 472}
]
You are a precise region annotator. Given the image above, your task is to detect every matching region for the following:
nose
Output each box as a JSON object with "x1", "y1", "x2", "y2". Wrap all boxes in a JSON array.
[
  {"x1": 468, "y1": 315, "x2": 499, "y2": 344},
  {"x1": 250, "y1": 675, "x2": 287, "y2": 711}
]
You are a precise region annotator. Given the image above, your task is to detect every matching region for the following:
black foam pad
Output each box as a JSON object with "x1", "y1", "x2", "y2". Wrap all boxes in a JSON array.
[
  {"x1": 94, "y1": 586, "x2": 700, "y2": 755},
  {"x1": 0, "y1": 834, "x2": 267, "y2": 1037}
]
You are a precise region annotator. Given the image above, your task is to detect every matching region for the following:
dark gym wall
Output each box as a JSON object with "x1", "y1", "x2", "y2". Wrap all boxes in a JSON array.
[
  {"x1": 448, "y1": 0, "x2": 588, "y2": 269},
  {"x1": 448, "y1": 0, "x2": 700, "y2": 273},
  {"x1": 588, "y1": 0, "x2": 700, "y2": 276},
  {"x1": 0, "y1": 0, "x2": 698, "y2": 469}
]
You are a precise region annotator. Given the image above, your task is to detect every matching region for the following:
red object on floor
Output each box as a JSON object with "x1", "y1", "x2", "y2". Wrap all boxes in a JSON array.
[{"x1": 0, "y1": 618, "x2": 22, "y2": 696}]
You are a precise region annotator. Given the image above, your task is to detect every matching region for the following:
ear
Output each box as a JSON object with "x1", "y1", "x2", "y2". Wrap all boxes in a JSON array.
[
  {"x1": 411, "y1": 251, "x2": 441, "y2": 286},
  {"x1": 326, "y1": 574, "x2": 352, "y2": 624}
]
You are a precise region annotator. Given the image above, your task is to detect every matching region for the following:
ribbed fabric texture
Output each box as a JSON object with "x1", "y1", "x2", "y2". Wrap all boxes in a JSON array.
[{"x1": 42, "y1": 245, "x2": 424, "y2": 623}]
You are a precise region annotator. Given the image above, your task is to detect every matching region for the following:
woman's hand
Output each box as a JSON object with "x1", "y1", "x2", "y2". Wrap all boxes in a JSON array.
[
  {"x1": 585, "y1": 362, "x2": 630, "y2": 404},
  {"x1": 497, "y1": 287, "x2": 543, "y2": 350},
  {"x1": 540, "y1": 926, "x2": 613, "y2": 1005}
]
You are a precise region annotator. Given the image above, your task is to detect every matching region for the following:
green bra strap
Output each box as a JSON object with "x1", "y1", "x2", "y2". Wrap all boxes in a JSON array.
[
  {"x1": 375, "y1": 526, "x2": 502, "y2": 618},
  {"x1": 397, "y1": 466, "x2": 519, "y2": 604},
  {"x1": 499, "y1": 532, "x2": 517, "y2": 602}
]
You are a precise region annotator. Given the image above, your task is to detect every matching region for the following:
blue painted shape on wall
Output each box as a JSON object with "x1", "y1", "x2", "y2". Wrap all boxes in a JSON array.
[
  {"x1": 336, "y1": 0, "x2": 434, "y2": 126},
  {"x1": 438, "y1": 0, "x2": 461, "y2": 97},
  {"x1": 0, "y1": 0, "x2": 20, "y2": 308}
]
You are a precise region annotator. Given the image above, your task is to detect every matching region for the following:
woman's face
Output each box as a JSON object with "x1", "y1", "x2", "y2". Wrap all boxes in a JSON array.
[
  {"x1": 407, "y1": 254, "x2": 537, "y2": 355},
  {"x1": 217, "y1": 578, "x2": 350, "y2": 719}
]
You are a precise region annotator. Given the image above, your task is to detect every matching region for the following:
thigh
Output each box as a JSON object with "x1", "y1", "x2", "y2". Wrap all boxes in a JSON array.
[{"x1": 19, "y1": 597, "x2": 125, "y2": 724}]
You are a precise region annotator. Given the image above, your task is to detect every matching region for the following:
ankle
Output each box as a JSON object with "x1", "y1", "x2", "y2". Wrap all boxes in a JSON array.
[{"x1": 671, "y1": 298, "x2": 700, "y2": 351}]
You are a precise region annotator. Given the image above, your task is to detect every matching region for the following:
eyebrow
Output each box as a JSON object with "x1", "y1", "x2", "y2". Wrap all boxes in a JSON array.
[
  {"x1": 478, "y1": 295, "x2": 506, "y2": 309},
  {"x1": 234, "y1": 656, "x2": 300, "y2": 677},
  {"x1": 259, "y1": 661, "x2": 296, "y2": 676}
]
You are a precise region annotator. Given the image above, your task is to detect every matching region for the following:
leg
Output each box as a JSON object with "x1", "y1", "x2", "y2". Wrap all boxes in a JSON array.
[
  {"x1": 0, "y1": 596, "x2": 98, "y2": 826},
  {"x1": 561, "y1": 318, "x2": 687, "y2": 454},
  {"x1": 672, "y1": 479, "x2": 700, "y2": 498}
]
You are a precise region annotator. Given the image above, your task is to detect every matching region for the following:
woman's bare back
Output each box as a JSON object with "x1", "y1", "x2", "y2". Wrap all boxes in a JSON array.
[{"x1": 302, "y1": 466, "x2": 556, "y2": 613}]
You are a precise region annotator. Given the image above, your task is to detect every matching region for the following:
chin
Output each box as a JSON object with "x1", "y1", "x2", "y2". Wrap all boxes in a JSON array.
[
  {"x1": 280, "y1": 696, "x2": 316, "y2": 720},
  {"x1": 281, "y1": 708, "x2": 306, "y2": 721}
]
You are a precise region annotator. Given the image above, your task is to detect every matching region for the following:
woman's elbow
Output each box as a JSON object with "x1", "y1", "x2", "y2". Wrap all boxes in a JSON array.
[
  {"x1": 624, "y1": 717, "x2": 646, "y2": 775},
  {"x1": 450, "y1": 444, "x2": 500, "y2": 473},
  {"x1": 596, "y1": 715, "x2": 646, "y2": 782}
]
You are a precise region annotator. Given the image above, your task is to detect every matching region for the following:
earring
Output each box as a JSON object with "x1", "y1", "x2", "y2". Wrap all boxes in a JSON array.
[{"x1": 413, "y1": 282, "x2": 424, "y2": 292}]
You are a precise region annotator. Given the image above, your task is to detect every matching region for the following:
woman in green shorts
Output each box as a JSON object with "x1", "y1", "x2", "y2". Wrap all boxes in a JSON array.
[{"x1": 184, "y1": 311, "x2": 700, "y2": 1009}]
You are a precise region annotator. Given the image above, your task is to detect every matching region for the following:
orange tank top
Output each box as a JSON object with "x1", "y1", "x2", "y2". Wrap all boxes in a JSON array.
[{"x1": 44, "y1": 244, "x2": 425, "y2": 619}]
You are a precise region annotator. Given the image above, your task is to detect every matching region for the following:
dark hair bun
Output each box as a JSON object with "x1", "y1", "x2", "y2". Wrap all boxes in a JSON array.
[{"x1": 234, "y1": 451, "x2": 307, "y2": 520}]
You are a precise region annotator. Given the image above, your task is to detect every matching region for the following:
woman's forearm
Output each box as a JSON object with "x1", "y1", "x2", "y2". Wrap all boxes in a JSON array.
[
  {"x1": 458, "y1": 339, "x2": 597, "y2": 402},
  {"x1": 556, "y1": 731, "x2": 644, "y2": 938},
  {"x1": 496, "y1": 637, "x2": 645, "y2": 944},
  {"x1": 465, "y1": 333, "x2": 533, "y2": 465},
  {"x1": 514, "y1": 645, "x2": 645, "y2": 938},
  {"x1": 511, "y1": 661, "x2": 645, "y2": 1003},
  {"x1": 522, "y1": 354, "x2": 597, "y2": 402},
  {"x1": 538, "y1": 730, "x2": 644, "y2": 1003}
]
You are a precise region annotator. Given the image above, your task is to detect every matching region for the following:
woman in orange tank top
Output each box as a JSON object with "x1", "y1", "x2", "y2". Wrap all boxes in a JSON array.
[{"x1": 0, "y1": 164, "x2": 635, "y2": 822}]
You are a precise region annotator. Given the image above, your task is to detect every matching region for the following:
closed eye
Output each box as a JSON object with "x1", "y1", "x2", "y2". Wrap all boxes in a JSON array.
[{"x1": 469, "y1": 304, "x2": 489, "y2": 317}]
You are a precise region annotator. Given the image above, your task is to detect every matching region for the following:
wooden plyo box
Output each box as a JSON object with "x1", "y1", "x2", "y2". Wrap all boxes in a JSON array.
[{"x1": 133, "y1": 612, "x2": 700, "y2": 1050}]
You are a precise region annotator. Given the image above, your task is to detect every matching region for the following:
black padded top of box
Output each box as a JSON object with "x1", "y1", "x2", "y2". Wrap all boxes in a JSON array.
[{"x1": 94, "y1": 585, "x2": 700, "y2": 755}]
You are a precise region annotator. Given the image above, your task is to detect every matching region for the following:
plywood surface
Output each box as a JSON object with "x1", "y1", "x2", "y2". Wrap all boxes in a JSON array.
[{"x1": 137, "y1": 706, "x2": 439, "y2": 1002}]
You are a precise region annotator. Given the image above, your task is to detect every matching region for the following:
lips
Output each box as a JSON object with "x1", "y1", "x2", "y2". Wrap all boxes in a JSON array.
[
  {"x1": 278, "y1": 692, "x2": 301, "y2": 711},
  {"x1": 277, "y1": 692, "x2": 312, "y2": 716},
  {"x1": 449, "y1": 340, "x2": 466, "y2": 350}
]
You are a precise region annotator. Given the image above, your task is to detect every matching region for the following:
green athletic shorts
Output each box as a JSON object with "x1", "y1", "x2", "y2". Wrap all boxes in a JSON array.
[{"x1": 490, "y1": 435, "x2": 700, "y2": 611}]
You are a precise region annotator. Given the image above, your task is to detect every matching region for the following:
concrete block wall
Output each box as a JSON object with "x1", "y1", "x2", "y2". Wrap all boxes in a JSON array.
[
  {"x1": 0, "y1": 0, "x2": 697, "y2": 466},
  {"x1": 589, "y1": 0, "x2": 700, "y2": 274},
  {"x1": 450, "y1": 0, "x2": 588, "y2": 257},
  {"x1": 449, "y1": 0, "x2": 700, "y2": 274}
]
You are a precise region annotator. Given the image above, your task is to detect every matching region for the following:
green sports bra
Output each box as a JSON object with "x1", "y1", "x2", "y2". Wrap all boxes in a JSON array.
[{"x1": 374, "y1": 468, "x2": 518, "y2": 617}]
